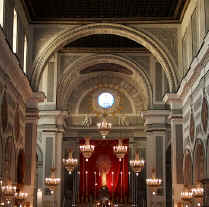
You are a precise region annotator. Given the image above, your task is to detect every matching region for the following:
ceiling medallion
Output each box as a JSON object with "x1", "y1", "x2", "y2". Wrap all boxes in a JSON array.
[{"x1": 201, "y1": 91, "x2": 208, "y2": 134}]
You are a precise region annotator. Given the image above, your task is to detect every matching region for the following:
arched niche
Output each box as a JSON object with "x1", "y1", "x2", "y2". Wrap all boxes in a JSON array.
[
  {"x1": 183, "y1": 149, "x2": 193, "y2": 186},
  {"x1": 32, "y1": 23, "x2": 177, "y2": 91},
  {"x1": 57, "y1": 54, "x2": 152, "y2": 110},
  {"x1": 0, "y1": 90, "x2": 8, "y2": 134},
  {"x1": 193, "y1": 140, "x2": 206, "y2": 184},
  {"x1": 5, "y1": 136, "x2": 16, "y2": 182},
  {"x1": 17, "y1": 149, "x2": 26, "y2": 188},
  {"x1": 14, "y1": 105, "x2": 20, "y2": 143}
]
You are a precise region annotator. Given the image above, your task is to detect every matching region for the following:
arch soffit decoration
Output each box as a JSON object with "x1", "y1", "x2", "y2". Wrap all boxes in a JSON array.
[
  {"x1": 57, "y1": 54, "x2": 152, "y2": 110},
  {"x1": 32, "y1": 23, "x2": 178, "y2": 91}
]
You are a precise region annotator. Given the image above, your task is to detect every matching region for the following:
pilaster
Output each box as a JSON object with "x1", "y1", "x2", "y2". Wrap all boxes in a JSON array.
[
  {"x1": 38, "y1": 110, "x2": 67, "y2": 207},
  {"x1": 163, "y1": 93, "x2": 184, "y2": 207},
  {"x1": 141, "y1": 109, "x2": 170, "y2": 207},
  {"x1": 25, "y1": 92, "x2": 44, "y2": 207}
]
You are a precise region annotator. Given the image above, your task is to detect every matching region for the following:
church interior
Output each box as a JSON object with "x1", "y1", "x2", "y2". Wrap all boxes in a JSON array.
[{"x1": 0, "y1": 0, "x2": 209, "y2": 206}]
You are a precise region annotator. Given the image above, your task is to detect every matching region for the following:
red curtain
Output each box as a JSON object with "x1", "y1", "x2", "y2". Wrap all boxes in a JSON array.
[{"x1": 79, "y1": 139, "x2": 129, "y2": 200}]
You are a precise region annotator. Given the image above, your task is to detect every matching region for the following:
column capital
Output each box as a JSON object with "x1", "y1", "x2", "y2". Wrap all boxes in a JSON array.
[
  {"x1": 141, "y1": 110, "x2": 170, "y2": 133},
  {"x1": 163, "y1": 93, "x2": 182, "y2": 110},
  {"x1": 163, "y1": 93, "x2": 183, "y2": 121}
]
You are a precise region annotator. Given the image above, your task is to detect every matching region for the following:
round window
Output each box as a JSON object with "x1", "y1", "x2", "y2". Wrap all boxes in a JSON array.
[{"x1": 98, "y1": 92, "x2": 114, "y2": 109}]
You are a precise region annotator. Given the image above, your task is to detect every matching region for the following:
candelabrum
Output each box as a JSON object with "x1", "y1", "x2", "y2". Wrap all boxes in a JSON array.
[
  {"x1": 45, "y1": 168, "x2": 61, "y2": 194},
  {"x1": 80, "y1": 138, "x2": 95, "y2": 162},
  {"x1": 146, "y1": 169, "x2": 162, "y2": 195},
  {"x1": 113, "y1": 139, "x2": 128, "y2": 161},
  {"x1": 192, "y1": 183, "x2": 204, "y2": 199},
  {"x1": 129, "y1": 151, "x2": 145, "y2": 175},
  {"x1": 63, "y1": 150, "x2": 78, "y2": 174},
  {"x1": 97, "y1": 117, "x2": 112, "y2": 139},
  {"x1": 180, "y1": 186, "x2": 193, "y2": 204},
  {"x1": 15, "y1": 191, "x2": 28, "y2": 206},
  {"x1": 192, "y1": 182, "x2": 203, "y2": 206},
  {"x1": 1, "y1": 179, "x2": 16, "y2": 204}
]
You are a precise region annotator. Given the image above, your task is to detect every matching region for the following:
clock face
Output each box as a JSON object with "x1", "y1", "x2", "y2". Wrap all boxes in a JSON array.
[{"x1": 98, "y1": 92, "x2": 114, "y2": 109}]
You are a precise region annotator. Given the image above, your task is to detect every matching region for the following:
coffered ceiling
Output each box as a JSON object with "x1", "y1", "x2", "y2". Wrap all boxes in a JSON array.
[{"x1": 22, "y1": 0, "x2": 189, "y2": 22}]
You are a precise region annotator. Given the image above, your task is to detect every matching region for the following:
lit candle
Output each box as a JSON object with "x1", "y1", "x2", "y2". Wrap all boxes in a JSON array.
[
  {"x1": 128, "y1": 171, "x2": 131, "y2": 185},
  {"x1": 37, "y1": 189, "x2": 42, "y2": 207}
]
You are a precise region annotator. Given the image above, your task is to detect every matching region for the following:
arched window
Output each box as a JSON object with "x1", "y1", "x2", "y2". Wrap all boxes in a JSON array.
[
  {"x1": 13, "y1": 9, "x2": 17, "y2": 53},
  {"x1": 0, "y1": 0, "x2": 4, "y2": 27},
  {"x1": 23, "y1": 36, "x2": 28, "y2": 73}
]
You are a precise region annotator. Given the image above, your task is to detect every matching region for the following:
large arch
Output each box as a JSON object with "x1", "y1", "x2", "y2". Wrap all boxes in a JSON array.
[
  {"x1": 57, "y1": 54, "x2": 153, "y2": 110},
  {"x1": 32, "y1": 23, "x2": 178, "y2": 91}
]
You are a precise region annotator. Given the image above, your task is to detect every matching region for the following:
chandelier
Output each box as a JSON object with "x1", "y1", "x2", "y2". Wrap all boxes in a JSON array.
[
  {"x1": 181, "y1": 186, "x2": 193, "y2": 203},
  {"x1": 192, "y1": 183, "x2": 204, "y2": 200},
  {"x1": 80, "y1": 138, "x2": 95, "y2": 162},
  {"x1": 45, "y1": 168, "x2": 61, "y2": 194},
  {"x1": 97, "y1": 116, "x2": 112, "y2": 139},
  {"x1": 15, "y1": 191, "x2": 28, "y2": 206},
  {"x1": 130, "y1": 151, "x2": 145, "y2": 175},
  {"x1": 63, "y1": 150, "x2": 78, "y2": 174},
  {"x1": 1, "y1": 179, "x2": 16, "y2": 203},
  {"x1": 146, "y1": 169, "x2": 162, "y2": 194},
  {"x1": 113, "y1": 139, "x2": 128, "y2": 161}
]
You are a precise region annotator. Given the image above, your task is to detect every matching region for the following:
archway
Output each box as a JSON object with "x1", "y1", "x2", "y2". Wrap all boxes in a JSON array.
[
  {"x1": 32, "y1": 23, "x2": 177, "y2": 91},
  {"x1": 193, "y1": 140, "x2": 205, "y2": 184},
  {"x1": 183, "y1": 149, "x2": 193, "y2": 186},
  {"x1": 57, "y1": 54, "x2": 153, "y2": 110},
  {"x1": 0, "y1": 89, "x2": 8, "y2": 134}
]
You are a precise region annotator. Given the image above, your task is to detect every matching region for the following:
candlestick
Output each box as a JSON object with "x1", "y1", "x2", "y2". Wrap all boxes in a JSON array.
[
  {"x1": 94, "y1": 171, "x2": 97, "y2": 201},
  {"x1": 128, "y1": 171, "x2": 131, "y2": 185},
  {"x1": 120, "y1": 171, "x2": 123, "y2": 202},
  {"x1": 112, "y1": 171, "x2": 114, "y2": 202},
  {"x1": 85, "y1": 170, "x2": 88, "y2": 201}
]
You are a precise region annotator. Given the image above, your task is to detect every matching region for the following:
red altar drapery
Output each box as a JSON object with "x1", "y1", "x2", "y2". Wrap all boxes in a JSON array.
[{"x1": 79, "y1": 139, "x2": 129, "y2": 200}]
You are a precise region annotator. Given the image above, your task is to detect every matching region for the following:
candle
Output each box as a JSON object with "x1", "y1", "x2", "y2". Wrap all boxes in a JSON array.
[
  {"x1": 37, "y1": 189, "x2": 42, "y2": 207},
  {"x1": 128, "y1": 171, "x2": 131, "y2": 185},
  {"x1": 94, "y1": 171, "x2": 97, "y2": 200}
]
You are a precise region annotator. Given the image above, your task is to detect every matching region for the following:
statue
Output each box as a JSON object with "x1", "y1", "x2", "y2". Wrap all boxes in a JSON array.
[
  {"x1": 82, "y1": 114, "x2": 92, "y2": 128},
  {"x1": 119, "y1": 116, "x2": 129, "y2": 127},
  {"x1": 96, "y1": 155, "x2": 111, "y2": 202}
]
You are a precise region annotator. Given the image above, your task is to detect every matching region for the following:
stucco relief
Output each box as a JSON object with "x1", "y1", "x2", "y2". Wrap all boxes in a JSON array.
[
  {"x1": 59, "y1": 54, "x2": 81, "y2": 74},
  {"x1": 63, "y1": 74, "x2": 147, "y2": 115},
  {"x1": 141, "y1": 28, "x2": 178, "y2": 64}
]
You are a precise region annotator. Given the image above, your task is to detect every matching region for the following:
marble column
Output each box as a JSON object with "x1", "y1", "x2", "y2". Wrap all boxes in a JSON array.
[
  {"x1": 163, "y1": 94, "x2": 184, "y2": 207},
  {"x1": 142, "y1": 110, "x2": 170, "y2": 207}
]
